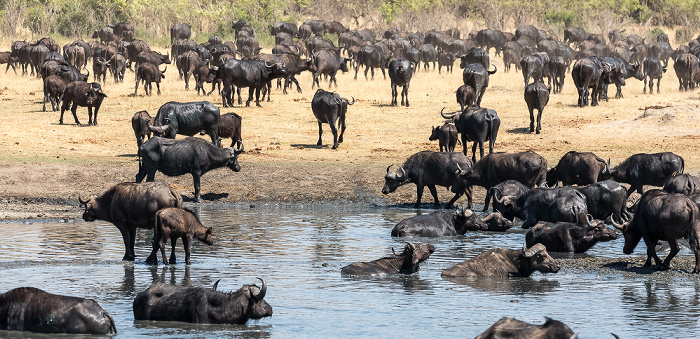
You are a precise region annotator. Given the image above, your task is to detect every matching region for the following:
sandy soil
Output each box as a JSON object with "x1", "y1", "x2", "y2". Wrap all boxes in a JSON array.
[{"x1": 1, "y1": 44, "x2": 700, "y2": 220}]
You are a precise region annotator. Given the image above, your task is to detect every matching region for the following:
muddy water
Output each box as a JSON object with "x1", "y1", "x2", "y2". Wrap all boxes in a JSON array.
[{"x1": 1, "y1": 203, "x2": 700, "y2": 338}]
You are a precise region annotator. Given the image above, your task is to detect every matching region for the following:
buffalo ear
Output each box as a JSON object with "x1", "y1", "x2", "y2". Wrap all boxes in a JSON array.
[{"x1": 99, "y1": 93, "x2": 107, "y2": 98}]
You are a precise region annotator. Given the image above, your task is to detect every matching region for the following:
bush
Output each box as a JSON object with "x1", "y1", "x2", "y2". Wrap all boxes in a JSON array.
[{"x1": 543, "y1": 9, "x2": 575, "y2": 28}]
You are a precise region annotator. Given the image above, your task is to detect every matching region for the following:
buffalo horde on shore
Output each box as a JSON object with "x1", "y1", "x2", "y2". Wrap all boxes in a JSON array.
[{"x1": 3, "y1": 17, "x2": 700, "y2": 337}]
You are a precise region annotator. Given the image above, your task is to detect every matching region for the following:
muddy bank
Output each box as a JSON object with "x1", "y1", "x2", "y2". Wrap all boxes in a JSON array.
[{"x1": 558, "y1": 257, "x2": 700, "y2": 280}]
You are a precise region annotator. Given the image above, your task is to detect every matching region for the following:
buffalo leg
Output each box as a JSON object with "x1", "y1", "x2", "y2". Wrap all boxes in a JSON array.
[
  {"x1": 471, "y1": 142, "x2": 478, "y2": 163},
  {"x1": 330, "y1": 121, "x2": 339, "y2": 149},
  {"x1": 643, "y1": 236, "x2": 663, "y2": 267},
  {"x1": 482, "y1": 187, "x2": 491, "y2": 212},
  {"x1": 116, "y1": 225, "x2": 134, "y2": 261},
  {"x1": 529, "y1": 108, "x2": 535, "y2": 133},
  {"x1": 691, "y1": 227, "x2": 700, "y2": 273},
  {"x1": 169, "y1": 236, "x2": 178, "y2": 264},
  {"x1": 521, "y1": 214, "x2": 537, "y2": 229},
  {"x1": 643, "y1": 77, "x2": 648, "y2": 93},
  {"x1": 415, "y1": 185, "x2": 424, "y2": 208},
  {"x1": 183, "y1": 235, "x2": 193, "y2": 265},
  {"x1": 88, "y1": 107, "x2": 94, "y2": 126},
  {"x1": 192, "y1": 172, "x2": 202, "y2": 202},
  {"x1": 391, "y1": 83, "x2": 397, "y2": 106},
  {"x1": 478, "y1": 140, "x2": 485, "y2": 160},
  {"x1": 255, "y1": 87, "x2": 262, "y2": 107},
  {"x1": 317, "y1": 122, "x2": 323, "y2": 146},
  {"x1": 71, "y1": 104, "x2": 81, "y2": 125},
  {"x1": 354, "y1": 63, "x2": 360, "y2": 80},
  {"x1": 536, "y1": 108, "x2": 542, "y2": 134},
  {"x1": 427, "y1": 185, "x2": 440, "y2": 208},
  {"x1": 403, "y1": 84, "x2": 410, "y2": 107},
  {"x1": 656, "y1": 78, "x2": 661, "y2": 93},
  {"x1": 156, "y1": 82, "x2": 161, "y2": 95},
  {"x1": 292, "y1": 76, "x2": 302, "y2": 93},
  {"x1": 661, "y1": 239, "x2": 681, "y2": 269}
]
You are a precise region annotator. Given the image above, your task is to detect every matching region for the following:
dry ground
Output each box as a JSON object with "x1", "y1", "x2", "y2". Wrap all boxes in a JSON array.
[{"x1": 1, "y1": 45, "x2": 700, "y2": 219}]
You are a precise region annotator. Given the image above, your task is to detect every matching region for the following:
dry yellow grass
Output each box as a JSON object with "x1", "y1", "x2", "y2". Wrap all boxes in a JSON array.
[{"x1": 0, "y1": 47, "x2": 699, "y2": 204}]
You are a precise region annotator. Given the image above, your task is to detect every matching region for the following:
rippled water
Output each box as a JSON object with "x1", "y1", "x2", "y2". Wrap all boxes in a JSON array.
[{"x1": 1, "y1": 203, "x2": 700, "y2": 338}]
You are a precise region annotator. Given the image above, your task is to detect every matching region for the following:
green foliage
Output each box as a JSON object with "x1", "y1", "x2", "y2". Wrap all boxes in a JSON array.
[
  {"x1": 543, "y1": 9, "x2": 575, "y2": 27},
  {"x1": 650, "y1": 27, "x2": 664, "y2": 38},
  {"x1": 676, "y1": 27, "x2": 694, "y2": 44},
  {"x1": 56, "y1": 0, "x2": 93, "y2": 37}
]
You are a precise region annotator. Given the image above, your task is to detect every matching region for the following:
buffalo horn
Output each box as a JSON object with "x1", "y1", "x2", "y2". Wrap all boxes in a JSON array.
[
  {"x1": 391, "y1": 247, "x2": 399, "y2": 256},
  {"x1": 212, "y1": 279, "x2": 221, "y2": 291},
  {"x1": 161, "y1": 66, "x2": 167, "y2": 73},
  {"x1": 281, "y1": 60, "x2": 286, "y2": 68},
  {"x1": 252, "y1": 278, "x2": 267, "y2": 301},
  {"x1": 523, "y1": 243, "x2": 545, "y2": 257},
  {"x1": 348, "y1": 97, "x2": 355, "y2": 105},
  {"x1": 455, "y1": 163, "x2": 463, "y2": 173},
  {"x1": 491, "y1": 187, "x2": 505, "y2": 204},
  {"x1": 78, "y1": 192, "x2": 88, "y2": 204},
  {"x1": 264, "y1": 60, "x2": 273, "y2": 68},
  {"x1": 398, "y1": 165, "x2": 406, "y2": 178},
  {"x1": 440, "y1": 107, "x2": 458, "y2": 119},
  {"x1": 586, "y1": 214, "x2": 594, "y2": 227},
  {"x1": 406, "y1": 242, "x2": 415, "y2": 251},
  {"x1": 386, "y1": 164, "x2": 393, "y2": 173},
  {"x1": 234, "y1": 140, "x2": 245, "y2": 154},
  {"x1": 605, "y1": 158, "x2": 611, "y2": 174},
  {"x1": 611, "y1": 219, "x2": 625, "y2": 230}
]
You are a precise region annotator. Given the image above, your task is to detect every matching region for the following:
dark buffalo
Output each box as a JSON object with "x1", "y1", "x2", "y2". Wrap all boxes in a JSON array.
[
  {"x1": 524, "y1": 81, "x2": 549, "y2": 134},
  {"x1": 601, "y1": 56, "x2": 643, "y2": 98},
  {"x1": 437, "y1": 50, "x2": 456, "y2": 74},
  {"x1": 455, "y1": 84, "x2": 475, "y2": 111},
  {"x1": 547, "y1": 151, "x2": 610, "y2": 187},
  {"x1": 418, "y1": 44, "x2": 437, "y2": 70},
  {"x1": 503, "y1": 48, "x2": 521, "y2": 72},
  {"x1": 108, "y1": 53, "x2": 128, "y2": 83},
  {"x1": 475, "y1": 317, "x2": 577, "y2": 339},
  {"x1": 355, "y1": 45, "x2": 386, "y2": 80},
  {"x1": 59, "y1": 81, "x2": 106, "y2": 125},
  {"x1": 391, "y1": 207, "x2": 512, "y2": 237},
  {"x1": 176, "y1": 50, "x2": 203, "y2": 89},
  {"x1": 674, "y1": 53, "x2": 700, "y2": 91},
  {"x1": 134, "y1": 63, "x2": 166, "y2": 96},
  {"x1": 459, "y1": 48, "x2": 489, "y2": 69},
  {"x1": 43, "y1": 75, "x2": 67, "y2": 112},
  {"x1": 311, "y1": 49, "x2": 349, "y2": 88},
  {"x1": 664, "y1": 173, "x2": 700, "y2": 195},
  {"x1": 113, "y1": 22, "x2": 135, "y2": 41},
  {"x1": 494, "y1": 186, "x2": 589, "y2": 229},
  {"x1": 610, "y1": 152, "x2": 684, "y2": 195},
  {"x1": 520, "y1": 52, "x2": 549, "y2": 87},
  {"x1": 134, "y1": 279, "x2": 271, "y2": 324},
  {"x1": 136, "y1": 137, "x2": 243, "y2": 202},
  {"x1": 440, "y1": 106, "x2": 500, "y2": 162},
  {"x1": 79, "y1": 181, "x2": 183, "y2": 261},
  {"x1": 92, "y1": 26, "x2": 115, "y2": 44},
  {"x1": 29, "y1": 43, "x2": 50, "y2": 77},
  {"x1": 217, "y1": 112, "x2": 242, "y2": 147},
  {"x1": 462, "y1": 63, "x2": 497, "y2": 106},
  {"x1": 515, "y1": 25, "x2": 541, "y2": 42},
  {"x1": 452, "y1": 151, "x2": 547, "y2": 211},
  {"x1": 170, "y1": 24, "x2": 192, "y2": 45},
  {"x1": 92, "y1": 56, "x2": 108, "y2": 84},
  {"x1": 0, "y1": 287, "x2": 116, "y2": 334},
  {"x1": 146, "y1": 207, "x2": 213, "y2": 265},
  {"x1": 0, "y1": 51, "x2": 18, "y2": 73},
  {"x1": 526, "y1": 219, "x2": 618, "y2": 253},
  {"x1": 137, "y1": 51, "x2": 171, "y2": 68},
  {"x1": 324, "y1": 21, "x2": 347, "y2": 35},
  {"x1": 388, "y1": 58, "x2": 414, "y2": 106},
  {"x1": 341, "y1": 243, "x2": 435, "y2": 275},
  {"x1": 311, "y1": 89, "x2": 354, "y2": 149},
  {"x1": 642, "y1": 56, "x2": 666, "y2": 93},
  {"x1": 271, "y1": 21, "x2": 298, "y2": 36},
  {"x1": 383, "y1": 151, "x2": 473, "y2": 208},
  {"x1": 132, "y1": 110, "x2": 154, "y2": 150},
  {"x1": 147, "y1": 101, "x2": 220, "y2": 146},
  {"x1": 646, "y1": 41, "x2": 672, "y2": 65},
  {"x1": 572, "y1": 56, "x2": 606, "y2": 107},
  {"x1": 65, "y1": 45, "x2": 85, "y2": 70},
  {"x1": 474, "y1": 29, "x2": 506, "y2": 55},
  {"x1": 220, "y1": 58, "x2": 285, "y2": 107},
  {"x1": 488, "y1": 180, "x2": 531, "y2": 221},
  {"x1": 429, "y1": 122, "x2": 458, "y2": 152},
  {"x1": 302, "y1": 19, "x2": 326, "y2": 35},
  {"x1": 441, "y1": 243, "x2": 560, "y2": 277},
  {"x1": 616, "y1": 189, "x2": 700, "y2": 272}
]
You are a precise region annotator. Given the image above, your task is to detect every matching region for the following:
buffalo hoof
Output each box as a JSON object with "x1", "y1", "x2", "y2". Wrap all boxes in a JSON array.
[
  {"x1": 536, "y1": 130, "x2": 540, "y2": 134},
  {"x1": 654, "y1": 264, "x2": 670, "y2": 271},
  {"x1": 693, "y1": 267, "x2": 700, "y2": 274},
  {"x1": 122, "y1": 255, "x2": 135, "y2": 261},
  {"x1": 145, "y1": 256, "x2": 158, "y2": 265},
  {"x1": 59, "y1": 120, "x2": 63, "y2": 124},
  {"x1": 169, "y1": 257, "x2": 176, "y2": 265}
]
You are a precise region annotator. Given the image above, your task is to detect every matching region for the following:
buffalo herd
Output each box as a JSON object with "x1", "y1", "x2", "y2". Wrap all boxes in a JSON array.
[{"x1": 5, "y1": 18, "x2": 700, "y2": 337}]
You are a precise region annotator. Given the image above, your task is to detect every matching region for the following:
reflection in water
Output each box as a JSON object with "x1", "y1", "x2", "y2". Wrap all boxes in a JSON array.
[{"x1": 1, "y1": 204, "x2": 700, "y2": 337}]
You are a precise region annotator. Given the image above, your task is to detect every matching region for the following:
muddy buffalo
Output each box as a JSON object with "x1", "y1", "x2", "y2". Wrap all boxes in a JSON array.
[
  {"x1": 341, "y1": 242, "x2": 435, "y2": 275},
  {"x1": 441, "y1": 243, "x2": 560, "y2": 277},
  {"x1": 146, "y1": 207, "x2": 214, "y2": 265},
  {"x1": 476, "y1": 317, "x2": 577, "y2": 339},
  {"x1": 526, "y1": 219, "x2": 618, "y2": 253},
  {"x1": 391, "y1": 207, "x2": 512, "y2": 237}
]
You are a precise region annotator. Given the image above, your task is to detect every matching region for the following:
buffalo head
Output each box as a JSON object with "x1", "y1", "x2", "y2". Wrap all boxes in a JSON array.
[
  {"x1": 226, "y1": 140, "x2": 245, "y2": 172},
  {"x1": 382, "y1": 164, "x2": 409, "y2": 194},
  {"x1": 85, "y1": 83, "x2": 107, "y2": 105},
  {"x1": 245, "y1": 278, "x2": 273, "y2": 320},
  {"x1": 521, "y1": 243, "x2": 560, "y2": 273},
  {"x1": 78, "y1": 192, "x2": 100, "y2": 222},
  {"x1": 392, "y1": 242, "x2": 435, "y2": 272},
  {"x1": 584, "y1": 217, "x2": 619, "y2": 243}
]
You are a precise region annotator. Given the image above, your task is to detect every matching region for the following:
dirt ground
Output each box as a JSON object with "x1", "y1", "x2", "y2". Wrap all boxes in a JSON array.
[{"x1": 1, "y1": 44, "x2": 700, "y2": 220}]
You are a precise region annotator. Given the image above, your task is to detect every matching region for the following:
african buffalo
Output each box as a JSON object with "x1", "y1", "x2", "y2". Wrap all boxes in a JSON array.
[
  {"x1": 526, "y1": 219, "x2": 618, "y2": 253},
  {"x1": 674, "y1": 53, "x2": 700, "y2": 91},
  {"x1": 134, "y1": 63, "x2": 166, "y2": 96},
  {"x1": 217, "y1": 112, "x2": 242, "y2": 148},
  {"x1": 494, "y1": 186, "x2": 589, "y2": 229},
  {"x1": 520, "y1": 52, "x2": 549, "y2": 87},
  {"x1": 642, "y1": 56, "x2": 666, "y2": 93},
  {"x1": 136, "y1": 137, "x2": 244, "y2": 202},
  {"x1": 452, "y1": 151, "x2": 547, "y2": 211},
  {"x1": 341, "y1": 242, "x2": 435, "y2": 275},
  {"x1": 547, "y1": 151, "x2": 610, "y2": 187},
  {"x1": 462, "y1": 63, "x2": 496, "y2": 106},
  {"x1": 134, "y1": 279, "x2": 271, "y2": 324},
  {"x1": 440, "y1": 106, "x2": 500, "y2": 162},
  {"x1": 170, "y1": 23, "x2": 192, "y2": 45},
  {"x1": 572, "y1": 57, "x2": 605, "y2": 107},
  {"x1": 311, "y1": 89, "x2": 354, "y2": 149},
  {"x1": 79, "y1": 181, "x2": 183, "y2": 261},
  {"x1": 391, "y1": 207, "x2": 512, "y2": 237},
  {"x1": 131, "y1": 110, "x2": 154, "y2": 150},
  {"x1": 616, "y1": 189, "x2": 700, "y2": 272},
  {"x1": 437, "y1": 50, "x2": 456, "y2": 74},
  {"x1": 609, "y1": 152, "x2": 684, "y2": 195},
  {"x1": 43, "y1": 75, "x2": 66, "y2": 112},
  {"x1": 0, "y1": 287, "x2": 116, "y2": 334},
  {"x1": 476, "y1": 317, "x2": 577, "y2": 339},
  {"x1": 441, "y1": 243, "x2": 560, "y2": 277},
  {"x1": 664, "y1": 173, "x2": 700, "y2": 195},
  {"x1": 145, "y1": 207, "x2": 213, "y2": 265},
  {"x1": 455, "y1": 84, "x2": 475, "y2": 111},
  {"x1": 383, "y1": 151, "x2": 473, "y2": 208},
  {"x1": 59, "y1": 81, "x2": 106, "y2": 125},
  {"x1": 148, "y1": 101, "x2": 220, "y2": 146},
  {"x1": 388, "y1": 58, "x2": 414, "y2": 106},
  {"x1": 524, "y1": 81, "x2": 550, "y2": 134},
  {"x1": 429, "y1": 122, "x2": 458, "y2": 152}
]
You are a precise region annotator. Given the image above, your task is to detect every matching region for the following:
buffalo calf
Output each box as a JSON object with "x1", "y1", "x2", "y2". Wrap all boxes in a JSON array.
[
  {"x1": 146, "y1": 207, "x2": 213, "y2": 265},
  {"x1": 429, "y1": 123, "x2": 458, "y2": 152}
]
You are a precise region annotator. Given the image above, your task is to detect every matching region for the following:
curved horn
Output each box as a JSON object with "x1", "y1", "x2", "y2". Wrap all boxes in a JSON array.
[
  {"x1": 161, "y1": 66, "x2": 167, "y2": 73},
  {"x1": 611, "y1": 219, "x2": 625, "y2": 230},
  {"x1": 391, "y1": 247, "x2": 399, "y2": 256},
  {"x1": 441, "y1": 107, "x2": 458, "y2": 119},
  {"x1": 252, "y1": 277, "x2": 267, "y2": 301},
  {"x1": 212, "y1": 279, "x2": 221, "y2": 291},
  {"x1": 523, "y1": 243, "x2": 545, "y2": 257},
  {"x1": 407, "y1": 242, "x2": 415, "y2": 251},
  {"x1": 78, "y1": 192, "x2": 88, "y2": 204},
  {"x1": 234, "y1": 140, "x2": 244, "y2": 154},
  {"x1": 455, "y1": 163, "x2": 463, "y2": 172},
  {"x1": 586, "y1": 214, "x2": 594, "y2": 227},
  {"x1": 386, "y1": 164, "x2": 393, "y2": 173},
  {"x1": 348, "y1": 96, "x2": 355, "y2": 105},
  {"x1": 488, "y1": 63, "x2": 497, "y2": 74},
  {"x1": 491, "y1": 187, "x2": 505, "y2": 204},
  {"x1": 281, "y1": 60, "x2": 286, "y2": 67},
  {"x1": 264, "y1": 60, "x2": 273, "y2": 68},
  {"x1": 398, "y1": 165, "x2": 406, "y2": 177}
]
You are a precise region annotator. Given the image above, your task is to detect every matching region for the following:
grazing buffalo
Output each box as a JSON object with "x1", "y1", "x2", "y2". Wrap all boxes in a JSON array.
[
  {"x1": 311, "y1": 89, "x2": 354, "y2": 149},
  {"x1": 148, "y1": 101, "x2": 221, "y2": 146},
  {"x1": 547, "y1": 151, "x2": 611, "y2": 187},
  {"x1": 131, "y1": 110, "x2": 154, "y2": 150},
  {"x1": 609, "y1": 152, "x2": 684, "y2": 195},
  {"x1": 452, "y1": 151, "x2": 547, "y2": 211},
  {"x1": 79, "y1": 181, "x2": 183, "y2": 261},
  {"x1": 455, "y1": 84, "x2": 475, "y2": 111},
  {"x1": 616, "y1": 190, "x2": 700, "y2": 272},
  {"x1": 664, "y1": 173, "x2": 700, "y2": 195},
  {"x1": 388, "y1": 57, "x2": 414, "y2": 106},
  {"x1": 134, "y1": 63, "x2": 166, "y2": 96},
  {"x1": 136, "y1": 137, "x2": 244, "y2": 202},
  {"x1": 642, "y1": 56, "x2": 666, "y2": 93},
  {"x1": 476, "y1": 317, "x2": 577, "y2": 339},
  {"x1": 383, "y1": 151, "x2": 473, "y2": 208},
  {"x1": 0, "y1": 287, "x2": 116, "y2": 334},
  {"x1": 429, "y1": 123, "x2": 458, "y2": 152},
  {"x1": 43, "y1": 75, "x2": 67, "y2": 112},
  {"x1": 440, "y1": 106, "x2": 500, "y2": 162},
  {"x1": 134, "y1": 279, "x2": 272, "y2": 324},
  {"x1": 441, "y1": 243, "x2": 560, "y2": 277},
  {"x1": 341, "y1": 243, "x2": 435, "y2": 275},
  {"x1": 523, "y1": 81, "x2": 550, "y2": 134},
  {"x1": 391, "y1": 207, "x2": 512, "y2": 237},
  {"x1": 218, "y1": 112, "x2": 242, "y2": 147},
  {"x1": 146, "y1": 207, "x2": 213, "y2": 265},
  {"x1": 462, "y1": 63, "x2": 497, "y2": 106},
  {"x1": 526, "y1": 219, "x2": 618, "y2": 253},
  {"x1": 59, "y1": 81, "x2": 106, "y2": 125}
]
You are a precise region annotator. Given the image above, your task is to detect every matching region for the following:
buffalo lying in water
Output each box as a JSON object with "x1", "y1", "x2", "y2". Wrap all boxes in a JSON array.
[
  {"x1": 476, "y1": 317, "x2": 578, "y2": 339},
  {"x1": 525, "y1": 219, "x2": 618, "y2": 253},
  {"x1": 391, "y1": 207, "x2": 512, "y2": 237},
  {"x1": 341, "y1": 242, "x2": 435, "y2": 275},
  {"x1": 441, "y1": 243, "x2": 560, "y2": 277}
]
